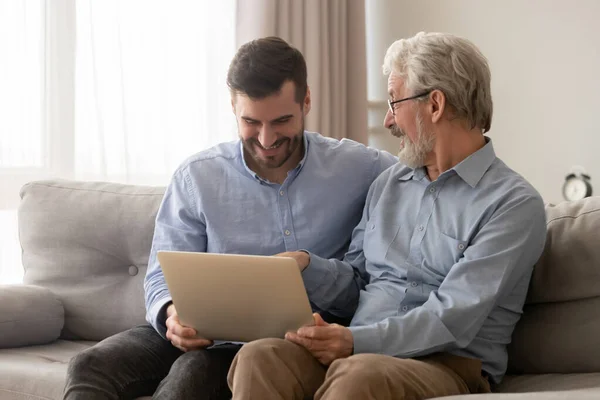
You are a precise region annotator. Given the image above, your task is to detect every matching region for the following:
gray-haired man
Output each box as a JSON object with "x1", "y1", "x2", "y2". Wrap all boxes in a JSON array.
[{"x1": 228, "y1": 32, "x2": 547, "y2": 400}]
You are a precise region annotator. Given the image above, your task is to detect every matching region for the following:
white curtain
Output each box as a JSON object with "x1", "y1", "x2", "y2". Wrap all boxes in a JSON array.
[
  {"x1": 75, "y1": 0, "x2": 237, "y2": 183},
  {"x1": 236, "y1": 0, "x2": 369, "y2": 144},
  {"x1": 0, "y1": 0, "x2": 45, "y2": 284},
  {"x1": 0, "y1": 0, "x2": 237, "y2": 283}
]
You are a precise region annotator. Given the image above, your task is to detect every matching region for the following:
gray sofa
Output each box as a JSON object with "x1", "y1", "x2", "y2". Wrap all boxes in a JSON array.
[{"x1": 1, "y1": 179, "x2": 599, "y2": 400}]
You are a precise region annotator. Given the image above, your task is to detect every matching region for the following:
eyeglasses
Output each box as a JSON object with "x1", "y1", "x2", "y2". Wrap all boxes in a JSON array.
[{"x1": 388, "y1": 91, "x2": 432, "y2": 115}]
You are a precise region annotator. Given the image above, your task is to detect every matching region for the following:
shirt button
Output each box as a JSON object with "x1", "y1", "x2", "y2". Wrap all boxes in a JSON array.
[
  {"x1": 411, "y1": 281, "x2": 418, "y2": 287},
  {"x1": 401, "y1": 306, "x2": 408, "y2": 312},
  {"x1": 458, "y1": 243, "x2": 465, "y2": 250},
  {"x1": 284, "y1": 230, "x2": 291, "y2": 236},
  {"x1": 279, "y1": 190, "x2": 284, "y2": 196},
  {"x1": 429, "y1": 187, "x2": 436, "y2": 193},
  {"x1": 418, "y1": 225, "x2": 424, "y2": 231}
]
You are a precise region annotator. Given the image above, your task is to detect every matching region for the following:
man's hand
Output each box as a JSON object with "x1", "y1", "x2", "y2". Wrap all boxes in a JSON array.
[
  {"x1": 275, "y1": 251, "x2": 310, "y2": 271},
  {"x1": 285, "y1": 313, "x2": 354, "y2": 365},
  {"x1": 165, "y1": 304, "x2": 213, "y2": 352}
]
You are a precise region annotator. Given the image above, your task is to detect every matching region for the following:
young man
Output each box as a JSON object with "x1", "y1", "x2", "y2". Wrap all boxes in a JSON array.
[
  {"x1": 63, "y1": 37, "x2": 397, "y2": 399},
  {"x1": 228, "y1": 32, "x2": 547, "y2": 400}
]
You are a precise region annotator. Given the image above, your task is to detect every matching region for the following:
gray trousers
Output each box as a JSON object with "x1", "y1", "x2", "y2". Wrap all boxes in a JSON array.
[{"x1": 63, "y1": 325, "x2": 241, "y2": 400}]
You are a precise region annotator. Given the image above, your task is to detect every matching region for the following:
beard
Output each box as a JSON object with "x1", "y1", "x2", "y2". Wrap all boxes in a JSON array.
[
  {"x1": 241, "y1": 123, "x2": 304, "y2": 170},
  {"x1": 391, "y1": 110, "x2": 435, "y2": 169}
]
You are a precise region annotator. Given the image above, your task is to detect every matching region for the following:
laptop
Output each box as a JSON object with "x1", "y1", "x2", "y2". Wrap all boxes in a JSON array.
[{"x1": 157, "y1": 250, "x2": 315, "y2": 343}]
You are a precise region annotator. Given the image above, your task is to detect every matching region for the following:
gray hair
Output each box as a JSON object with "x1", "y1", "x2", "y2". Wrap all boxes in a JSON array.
[{"x1": 383, "y1": 32, "x2": 493, "y2": 133}]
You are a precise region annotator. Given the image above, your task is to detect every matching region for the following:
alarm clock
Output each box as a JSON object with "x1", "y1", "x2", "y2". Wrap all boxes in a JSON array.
[{"x1": 562, "y1": 172, "x2": 592, "y2": 201}]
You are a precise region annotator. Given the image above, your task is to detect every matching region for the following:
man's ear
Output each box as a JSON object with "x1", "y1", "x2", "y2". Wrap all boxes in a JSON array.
[
  {"x1": 429, "y1": 89, "x2": 446, "y2": 124},
  {"x1": 231, "y1": 96, "x2": 236, "y2": 115},
  {"x1": 303, "y1": 87, "x2": 311, "y2": 116}
]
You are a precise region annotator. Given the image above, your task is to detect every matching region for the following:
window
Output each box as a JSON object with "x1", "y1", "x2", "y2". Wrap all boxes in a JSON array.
[
  {"x1": 0, "y1": 0, "x2": 236, "y2": 283},
  {"x1": 0, "y1": 1, "x2": 44, "y2": 170}
]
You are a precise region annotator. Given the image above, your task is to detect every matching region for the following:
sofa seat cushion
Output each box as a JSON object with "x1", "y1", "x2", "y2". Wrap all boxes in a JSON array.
[
  {"x1": 498, "y1": 373, "x2": 600, "y2": 392},
  {"x1": 439, "y1": 387, "x2": 600, "y2": 400},
  {"x1": 0, "y1": 340, "x2": 152, "y2": 400},
  {"x1": 0, "y1": 340, "x2": 96, "y2": 400},
  {"x1": 434, "y1": 374, "x2": 600, "y2": 399},
  {"x1": 438, "y1": 374, "x2": 600, "y2": 399}
]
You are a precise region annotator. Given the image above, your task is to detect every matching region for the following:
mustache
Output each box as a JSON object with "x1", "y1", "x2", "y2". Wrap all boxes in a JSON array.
[{"x1": 390, "y1": 125, "x2": 404, "y2": 138}]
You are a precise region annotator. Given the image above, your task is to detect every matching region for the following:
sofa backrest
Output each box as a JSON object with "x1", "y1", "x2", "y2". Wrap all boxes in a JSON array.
[
  {"x1": 508, "y1": 196, "x2": 600, "y2": 374},
  {"x1": 19, "y1": 180, "x2": 165, "y2": 341},
  {"x1": 19, "y1": 179, "x2": 600, "y2": 368}
]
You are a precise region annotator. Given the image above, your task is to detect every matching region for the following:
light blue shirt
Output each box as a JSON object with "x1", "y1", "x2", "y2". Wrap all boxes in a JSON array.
[
  {"x1": 144, "y1": 131, "x2": 398, "y2": 338},
  {"x1": 303, "y1": 138, "x2": 547, "y2": 383}
]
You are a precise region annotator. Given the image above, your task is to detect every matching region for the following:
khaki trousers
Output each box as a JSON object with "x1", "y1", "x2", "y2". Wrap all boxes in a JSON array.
[{"x1": 228, "y1": 338, "x2": 491, "y2": 400}]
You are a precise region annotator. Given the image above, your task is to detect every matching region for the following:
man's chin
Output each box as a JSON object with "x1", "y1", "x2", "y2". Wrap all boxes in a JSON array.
[
  {"x1": 398, "y1": 149, "x2": 425, "y2": 169},
  {"x1": 255, "y1": 154, "x2": 288, "y2": 169},
  {"x1": 256, "y1": 141, "x2": 297, "y2": 168}
]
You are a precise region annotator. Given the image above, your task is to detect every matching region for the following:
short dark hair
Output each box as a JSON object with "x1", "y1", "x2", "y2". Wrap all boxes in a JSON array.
[{"x1": 227, "y1": 36, "x2": 308, "y2": 104}]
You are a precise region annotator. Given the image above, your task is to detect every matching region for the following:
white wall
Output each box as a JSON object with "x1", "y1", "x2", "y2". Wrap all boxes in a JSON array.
[{"x1": 366, "y1": 0, "x2": 600, "y2": 203}]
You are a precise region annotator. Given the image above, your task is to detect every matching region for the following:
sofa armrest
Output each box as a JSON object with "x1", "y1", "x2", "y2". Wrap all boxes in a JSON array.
[{"x1": 0, "y1": 284, "x2": 64, "y2": 348}]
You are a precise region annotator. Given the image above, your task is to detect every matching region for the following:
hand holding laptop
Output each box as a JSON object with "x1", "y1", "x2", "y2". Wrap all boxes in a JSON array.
[
  {"x1": 274, "y1": 251, "x2": 310, "y2": 271},
  {"x1": 165, "y1": 303, "x2": 214, "y2": 352}
]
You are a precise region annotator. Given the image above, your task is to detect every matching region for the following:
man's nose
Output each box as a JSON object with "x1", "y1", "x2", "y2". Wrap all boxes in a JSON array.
[
  {"x1": 383, "y1": 108, "x2": 395, "y2": 130},
  {"x1": 258, "y1": 125, "x2": 277, "y2": 148}
]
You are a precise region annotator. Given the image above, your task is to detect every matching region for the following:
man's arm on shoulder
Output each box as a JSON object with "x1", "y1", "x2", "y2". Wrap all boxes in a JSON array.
[
  {"x1": 298, "y1": 164, "x2": 394, "y2": 319},
  {"x1": 370, "y1": 148, "x2": 398, "y2": 182},
  {"x1": 349, "y1": 193, "x2": 547, "y2": 357},
  {"x1": 144, "y1": 166, "x2": 207, "y2": 338},
  {"x1": 299, "y1": 185, "x2": 377, "y2": 319}
]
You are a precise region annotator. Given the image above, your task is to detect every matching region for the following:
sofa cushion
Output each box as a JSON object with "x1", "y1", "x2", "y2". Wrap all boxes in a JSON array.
[
  {"x1": 18, "y1": 180, "x2": 165, "y2": 341},
  {"x1": 0, "y1": 340, "x2": 156, "y2": 400},
  {"x1": 441, "y1": 373, "x2": 600, "y2": 399},
  {"x1": 439, "y1": 373, "x2": 600, "y2": 399},
  {"x1": 439, "y1": 388, "x2": 600, "y2": 400},
  {"x1": 527, "y1": 197, "x2": 600, "y2": 304},
  {"x1": 499, "y1": 373, "x2": 600, "y2": 393},
  {"x1": 508, "y1": 196, "x2": 600, "y2": 374},
  {"x1": 0, "y1": 340, "x2": 96, "y2": 400},
  {"x1": 0, "y1": 284, "x2": 64, "y2": 348},
  {"x1": 508, "y1": 296, "x2": 600, "y2": 374}
]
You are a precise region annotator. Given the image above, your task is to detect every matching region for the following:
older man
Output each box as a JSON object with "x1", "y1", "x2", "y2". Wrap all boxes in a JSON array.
[{"x1": 227, "y1": 32, "x2": 547, "y2": 399}]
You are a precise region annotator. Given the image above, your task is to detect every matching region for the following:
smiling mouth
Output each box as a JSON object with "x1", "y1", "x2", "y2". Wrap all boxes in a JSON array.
[
  {"x1": 256, "y1": 140, "x2": 286, "y2": 150},
  {"x1": 263, "y1": 143, "x2": 281, "y2": 149}
]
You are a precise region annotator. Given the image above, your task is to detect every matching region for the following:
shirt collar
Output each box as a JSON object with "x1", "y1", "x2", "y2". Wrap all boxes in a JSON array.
[
  {"x1": 397, "y1": 166, "x2": 429, "y2": 182},
  {"x1": 397, "y1": 169, "x2": 418, "y2": 181},
  {"x1": 239, "y1": 131, "x2": 310, "y2": 183},
  {"x1": 397, "y1": 170, "x2": 414, "y2": 181},
  {"x1": 450, "y1": 136, "x2": 495, "y2": 188},
  {"x1": 396, "y1": 136, "x2": 495, "y2": 187}
]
